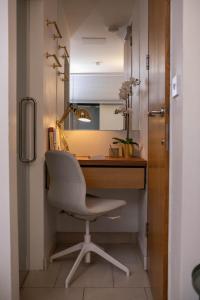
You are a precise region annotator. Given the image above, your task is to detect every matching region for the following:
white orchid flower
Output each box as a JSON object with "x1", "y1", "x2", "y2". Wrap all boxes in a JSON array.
[{"x1": 119, "y1": 77, "x2": 140, "y2": 100}]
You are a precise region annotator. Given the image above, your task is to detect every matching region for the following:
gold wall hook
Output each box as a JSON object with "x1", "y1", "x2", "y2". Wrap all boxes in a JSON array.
[
  {"x1": 46, "y1": 19, "x2": 62, "y2": 39},
  {"x1": 58, "y1": 45, "x2": 70, "y2": 58},
  {"x1": 46, "y1": 52, "x2": 62, "y2": 69},
  {"x1": 57, "y1": 71, "x2": 69, "y2": 81}
]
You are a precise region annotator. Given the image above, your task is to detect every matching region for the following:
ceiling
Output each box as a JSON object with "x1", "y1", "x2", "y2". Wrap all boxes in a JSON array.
[{"x1": 63, "y1": 0, "x2": 134, "y2": 73}]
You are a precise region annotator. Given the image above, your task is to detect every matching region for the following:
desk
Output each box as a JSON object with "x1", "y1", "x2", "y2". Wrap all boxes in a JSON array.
[{"x1": 77, "y1": 157, "x2": 147, "y2": 189}]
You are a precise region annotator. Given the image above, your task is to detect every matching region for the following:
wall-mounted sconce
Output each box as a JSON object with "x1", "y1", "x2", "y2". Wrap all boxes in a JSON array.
[
  {"x1": 46, "y1": 19, "x2": 62, "y2": 40},
  {"x1": 57, "y1": 71, "x2": 69, "y2": 82},
  {"x1": 58, "y1": 45, "x2": 70, "y2": 59},
  {"x1": 46, "y1": 52, "x2": 62, "y2": 69}
]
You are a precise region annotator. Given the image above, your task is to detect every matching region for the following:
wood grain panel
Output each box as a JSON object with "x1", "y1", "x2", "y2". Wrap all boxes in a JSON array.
[
  {"x1": 148, "y1": 0, "x2": 170, "y2": 299},
  {"x1": 82, "y1": 167, "x2": 145, "y2": 189},
  {"x1": 78, "y1": 156, "x2": 147, "y2": 167}
]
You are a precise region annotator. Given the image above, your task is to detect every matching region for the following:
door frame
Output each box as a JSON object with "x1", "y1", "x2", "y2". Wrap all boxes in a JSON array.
[
  {"x1": 0, "y1": 0, "x2": 19, "y2": 299},
  {"x1": 147, "y1": 0, "x2": 170, "y2": 299}
]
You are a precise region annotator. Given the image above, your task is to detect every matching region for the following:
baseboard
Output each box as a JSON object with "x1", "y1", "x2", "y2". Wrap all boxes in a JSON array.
[
  {"x1": 137, "y1": 235, "x2": 147, "y2": 270},
  {"x1": 56, "y1": 232, "x2": 138, "y2": 245},
  {"x1": 43, "y1": 241, "x2": 57, "y2": 270},
  {"x1": 143, "y1": 255, "x2": 147, "y2": 270}
]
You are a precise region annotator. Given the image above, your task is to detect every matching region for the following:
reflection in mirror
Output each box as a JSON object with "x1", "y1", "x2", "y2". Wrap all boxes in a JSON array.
[
  {"x1": 63, "y1": 0, "x2": 139, "y2": 131},
  {"x1": 69, "y1": 103, "x2": 124, "y2": 130}
]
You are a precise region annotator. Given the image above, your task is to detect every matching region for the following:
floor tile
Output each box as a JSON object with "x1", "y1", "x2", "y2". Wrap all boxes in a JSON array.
[
  {"x1": 55, "y1": 258, "x2": 113, "y2": 288},
  {"x1": 22, "y1": 242, "x2": 151, "y2": 298},
  {"x1": 54, "y1": 244, "x2": 81, "y2": 261},
  {"x1": 20, "y1": 287, "x2": 83, "y2": 300},
  {"x1": 106, "y1": 244, "x2": 142, "y2": 266},
  {"x1": 113, "y1": 263, "x2": 150, "y2": 288},
  {"x1": 145, "y1": 288, "x2": 153, "y2": 300},
  {"x1": 23, "y1": 262, "x2": 61, "y2": 288},
  {"x1": 84, "y1": 288, "x2": 147, "y2": 300}
]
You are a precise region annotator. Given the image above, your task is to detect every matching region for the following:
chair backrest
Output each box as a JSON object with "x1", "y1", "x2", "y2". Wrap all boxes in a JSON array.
[{"x1": 45, "y1": 151, "x2": 88, "y2": 215}]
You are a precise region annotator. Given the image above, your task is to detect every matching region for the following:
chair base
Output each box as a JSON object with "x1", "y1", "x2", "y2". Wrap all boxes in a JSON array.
[{"x1": 50, "y1": 221, "x2": 130, "y2": 288}]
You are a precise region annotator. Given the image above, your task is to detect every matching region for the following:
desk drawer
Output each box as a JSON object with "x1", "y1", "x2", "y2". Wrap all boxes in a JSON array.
[{"x1": 82, "y1": 167, "x2": 145, "y2": 189}]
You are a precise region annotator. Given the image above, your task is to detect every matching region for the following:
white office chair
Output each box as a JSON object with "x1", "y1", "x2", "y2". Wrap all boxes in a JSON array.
[{"x1": 45, "y1": 150, "x2": 130, "y2": 287}]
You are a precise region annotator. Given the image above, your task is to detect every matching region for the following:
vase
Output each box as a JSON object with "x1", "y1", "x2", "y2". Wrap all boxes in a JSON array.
[{"x1": 122, "y1": 144, "x2": 134, "y2": 158}]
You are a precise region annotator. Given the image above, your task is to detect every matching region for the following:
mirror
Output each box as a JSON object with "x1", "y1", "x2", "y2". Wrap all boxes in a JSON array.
[{"x1": 64, "y1": 0, "x2": 139, "y2": 131}]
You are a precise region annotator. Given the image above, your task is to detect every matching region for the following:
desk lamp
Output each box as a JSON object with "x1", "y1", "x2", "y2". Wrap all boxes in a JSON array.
[{"x1": 56, "y1": 103, "x2": 91, "y2": 151}]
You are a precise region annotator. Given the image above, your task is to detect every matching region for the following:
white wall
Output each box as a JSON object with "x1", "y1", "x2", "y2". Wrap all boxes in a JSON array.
[
  {"x1": 0, "y1": 0, "x2": 19, "y2": 299},
  {"x1": 28, "y1": 0, "x2": 70, "y2": 269},
  {"x1": 180, "y1": 1, "x2": 200, "y2": 297},
  {"x1": 57, "y1": 0, "x2": 71, "y2": 119},
  {"x1": 169, "y1": 0, "x2": 183, "y2": 298},
  {"x1": 63, "y1": 130, "x2": 139, "y2": 157},
  {"x1": 131, "y1": 0, "x2": 148, "y2": 268},
  {"x1": 169, "y1": 0, "x2": 200, "y2": 299},
  {"x1": 28, "y1": 0, "x2": 46, "y2": 271},
  {"x1": 131, "y1": 3, "x2": 140, "y2": 132},
  {"x1": 43, "y1": 0, "x2": 59, "y2": 268}
]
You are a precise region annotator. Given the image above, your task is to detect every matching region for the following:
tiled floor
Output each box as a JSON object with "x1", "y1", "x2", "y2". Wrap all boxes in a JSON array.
[{"x1": 21, "y1": 244, "x2": 153, "y2": 300}]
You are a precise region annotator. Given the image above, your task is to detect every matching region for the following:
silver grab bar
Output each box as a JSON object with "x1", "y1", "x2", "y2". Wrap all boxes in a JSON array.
[{"x1": 19, "y1": 97, "x2": 37, "y2": 163}]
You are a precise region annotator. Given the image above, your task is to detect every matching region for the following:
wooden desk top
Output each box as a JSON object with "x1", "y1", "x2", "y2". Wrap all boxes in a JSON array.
[{"x1": 77, "y1": 156, "x2": 147, "y2": 167}]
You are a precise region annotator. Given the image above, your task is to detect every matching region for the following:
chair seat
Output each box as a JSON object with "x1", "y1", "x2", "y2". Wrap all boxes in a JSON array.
[{"x1": 86, "y1": 196, "x2": 126, "y2": 215}]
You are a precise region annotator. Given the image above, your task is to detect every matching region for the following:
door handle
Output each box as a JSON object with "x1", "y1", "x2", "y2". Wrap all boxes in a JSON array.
[
  {"x1": 19, "y1": 97, "x2": 37, "y2": 163},
  {"x1": 161, "y1": 139, "x2": 165, "y2": 145},
  {"x1": 148, "y1": 107, "x2": 165, "y2": 117}
]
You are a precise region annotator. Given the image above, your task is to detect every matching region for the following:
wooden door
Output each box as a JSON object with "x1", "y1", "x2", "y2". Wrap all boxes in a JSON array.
[{"x1": 147, "y1": 0, "x2": 170, "y2": 299}]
